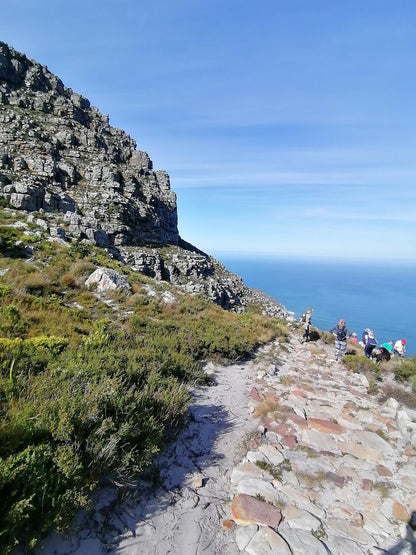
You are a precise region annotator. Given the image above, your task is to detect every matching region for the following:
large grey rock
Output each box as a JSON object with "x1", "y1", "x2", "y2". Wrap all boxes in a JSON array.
[{"x1": 85, "y1": 268, "x2": 131, "y2": 294}]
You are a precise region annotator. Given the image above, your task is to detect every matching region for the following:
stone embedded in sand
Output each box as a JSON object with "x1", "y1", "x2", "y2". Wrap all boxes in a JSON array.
[
  {"x1": 377, "y1": 464, "x2": 392, "y2": 477},
  {"x1": 265, "y1": 392, "x2": 280, "y2": 404},
  {"x1": 231, "y1": 460, "x2": 270, "y2": 484},
  {"x1": 237, "y1": 478, "x2": 284, "y2": 506},
  {"x1": 326, "y1": 471, "x2": 345, "y2": 488},
  {"x1": 298, "y1": 429, "x2": 340, "y2": 454},
  {"x1": 259, "y1": 443, "x2": 284, "y2": 466},
  {"x1": 250, "y1": 386, "x2": 264, "y2": 401},
  {"x1": 292, "y1": 389, "x2": 308, "y2": 399},
  {"x1": 231, "y1": 493, "x2": 282, "y2": 528},
  {"x1": 269, "y1": 422, "x2": 296, "y2": 436},
  {"x1": 338, "y1": 441, "x2": 383, "y2": 463},
  {"x1": 246, "y1": 525, "x2": 291, "y2": 554},
  {"x1": 326, "y1": 517, "x2": 375, "y2": 545},
  {"x1": 392, "y1": 501, "x2": 409, "y2": 522},
  {"x1": 222, "y1": 519, "x2": 236, "y2": 531},
  {"x1": 278, "y1": 525, "x2": 328, "y2": 554},
  {"x1": 362, "y1": 478, "x2": 373, "y2": 491},
  {"x1": 281, "y1": 504, "x2": 322, "y2": 531},
  {"x1": 193, "y1": 474, "x2": 203, "y2": 488},
  {"x1": 281, "y1": 435, "x2": 297, "y2": 448},
  {"x1": 286, "y1": 413, "x2": 308, "y2": 429},
  {"x1": 235, "y1": 524, "x2": 259, "y2": 551},
  {"x1": 352, "y1": 430, "x2": 395, "y2": 456},
  {"x1": 308, "y1": 418, "x2": 345, "y2": 434}
]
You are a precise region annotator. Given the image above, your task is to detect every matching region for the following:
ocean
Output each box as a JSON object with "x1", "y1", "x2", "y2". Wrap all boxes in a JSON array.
[{"x1": 215, "y1": 254, "x2": 416, "y2": 357}]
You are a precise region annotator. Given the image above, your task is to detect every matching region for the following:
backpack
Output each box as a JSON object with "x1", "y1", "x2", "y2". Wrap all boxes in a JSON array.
[{"x1": 337, "y1": 325, "x2": 347, "y2": 341}]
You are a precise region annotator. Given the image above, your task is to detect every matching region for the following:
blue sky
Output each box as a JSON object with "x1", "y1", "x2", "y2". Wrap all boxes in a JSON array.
[{"x1": 1, "y1": 0, "x2": 415, "y2": 262}]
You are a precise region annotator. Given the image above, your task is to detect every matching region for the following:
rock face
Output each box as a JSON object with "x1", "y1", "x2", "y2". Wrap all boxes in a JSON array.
[
  {"x1": 0, "y1": 41, "x2": 178, "y2": 248},
  {"x1": 0, "y1": 41, "x2": 291, "y2": 317}
]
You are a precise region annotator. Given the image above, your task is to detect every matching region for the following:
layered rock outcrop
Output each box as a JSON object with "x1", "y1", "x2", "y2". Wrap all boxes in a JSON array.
[
  {"x1": 0, "y1": 41, "x2": 290, "y2": 317},
  {"x1": 0, "y1": 41, "x2": 178, "y2": 248}
]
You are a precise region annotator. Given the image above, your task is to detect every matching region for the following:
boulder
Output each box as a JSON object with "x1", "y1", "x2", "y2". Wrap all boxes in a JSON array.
[{"x1": 85, "y1": 268, "x2": 131, "y2": 294}]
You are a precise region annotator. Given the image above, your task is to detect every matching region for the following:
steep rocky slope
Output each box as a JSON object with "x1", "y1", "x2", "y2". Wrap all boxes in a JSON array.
[{"x1": 0, "y1": 41, "x2": 290, "y2": 316}]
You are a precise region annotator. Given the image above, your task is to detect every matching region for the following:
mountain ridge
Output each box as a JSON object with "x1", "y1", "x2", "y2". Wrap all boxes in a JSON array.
[{"x1": 0, "y1": 40, "x2": 290, "y2": 318}]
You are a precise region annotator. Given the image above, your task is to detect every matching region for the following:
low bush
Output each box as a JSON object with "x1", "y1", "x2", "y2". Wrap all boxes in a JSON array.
[
  {"x1": 392, "y1": 356, "x2": 416, "y2": 392},
  {"x1": 321, "y1": 331, "x2": 335, "y2": 345},
  {"x1": 343, "y1": 355, "x2": 379, "y2": 375}
]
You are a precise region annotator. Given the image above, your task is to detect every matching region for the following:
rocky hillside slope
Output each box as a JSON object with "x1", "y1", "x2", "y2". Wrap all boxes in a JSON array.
[{"x1": 0, "y1": 41, "x2": 290, "y2": 317}]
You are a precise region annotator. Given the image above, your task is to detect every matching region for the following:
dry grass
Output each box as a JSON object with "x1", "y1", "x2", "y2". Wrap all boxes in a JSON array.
[
  {"x1": 253, "y1": 398, "x2": 285, "y2": 420},
  {"x1": 378, "y1": 382, "x2": 416, "y2": 409},
  {"x1": 234, "y1": 429, "x2": 261, "y2": 462},
  {"x1": 297, "y1": 471, "x2": 327, "y2": 488}
]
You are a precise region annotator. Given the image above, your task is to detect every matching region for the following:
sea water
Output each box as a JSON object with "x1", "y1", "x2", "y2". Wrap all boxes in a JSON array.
[{"x1": 215, "y1": 254, "x2": 416, "y2": 357}]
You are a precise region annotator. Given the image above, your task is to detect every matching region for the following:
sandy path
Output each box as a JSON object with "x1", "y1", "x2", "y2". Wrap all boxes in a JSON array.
[{"x1": 37, "y1": 357, "x2": 261, "y2": 554}]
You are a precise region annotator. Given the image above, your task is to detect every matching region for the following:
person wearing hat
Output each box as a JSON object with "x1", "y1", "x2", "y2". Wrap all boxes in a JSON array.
[
  {"x1": 362, "y1": 328, "x2": 371, "y2": 346},
  {"x1": 364, "y1": 330, "x2": 377, "y2": 359},
  {"x1": 350, "y1": 332, "x2": 358, "y2": 344},
  {"x1": 394, "y1": 339, "x2": 407, "y2": 357},
  {"x1": 329, "y1": 319, "x2": 352, "y2": 362},
  {"x1": 300, "y1": 307, "x2": 313, "y2": 343}
]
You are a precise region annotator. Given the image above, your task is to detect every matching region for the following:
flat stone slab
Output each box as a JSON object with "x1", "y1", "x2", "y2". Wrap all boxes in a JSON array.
[
  {"x1": 326, "y1": 517, "x2": 376, "y2": 545},
  {"x1": 278, "y1": 525, "x2": 328, "y2": 555},
  {"x1": 236, "y1": 478, "x2": 285, "y2": 506},
  {"x1": 281, "y1": 504, "x2": 322, "y2": 531},
  {"x1": 231, "y1": 460, "x2": 273, "y2": 484},
  {"x1": 338, "y1": 441, "x2": 383, "y2": 463},
  {"x1": 308, "y1": 418, "x2": 345, "y2": 435},
  {"x1": 231, "y1": 493, "x2": 282, "y2": 528},
  {"x1": 352, "y1": 430, "x2": 395, "y2": 456},
  {"x1": 297, "y1": 428, "x2": 341, "y2": 454},
  {"x1": 324, "y1": 533, "x2": 368, "y2": 554},
  {"x1": 259, "y1": 443, "x2": 284, "y2": 466},
  {"x1": 246, "y1": 526, "x2": 292, "y2": 555}
]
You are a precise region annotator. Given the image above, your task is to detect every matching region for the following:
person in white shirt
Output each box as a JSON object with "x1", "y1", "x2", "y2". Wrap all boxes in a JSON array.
[{"x1": 394, "y1": 338, "x2": 407, "y2": 357}]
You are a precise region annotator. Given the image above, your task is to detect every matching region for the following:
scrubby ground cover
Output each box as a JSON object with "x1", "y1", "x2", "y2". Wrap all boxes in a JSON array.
[{"x1": 0, "y1": 217, "x2": 287, "y2": 553}]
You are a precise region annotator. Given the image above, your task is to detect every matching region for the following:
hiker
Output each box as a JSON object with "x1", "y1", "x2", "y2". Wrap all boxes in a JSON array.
[
  {"x1": 361, "y1": 328, "x2": 370, "y2": 347},
  {"x1": 380, "y1": 340, "x2": 394, "y2": 353},
  {"x1": 394, "y1": 338, "x2": 407, "y2": 357},
  {"x1": 375, "y1": 340, "x2": 394, "y2": 363},
  {"x1": 364, "y1": 330, "x2": 377, "y2": 359},
  {"x1": 350, "y1": 332, "x2": 358, "y2": 344},
  {"x1": 329, "y1": 319, "x2": 352, "y2": 362},
  {"x1": 299, "y1": 307, "x2": 313, "y2": 343}
]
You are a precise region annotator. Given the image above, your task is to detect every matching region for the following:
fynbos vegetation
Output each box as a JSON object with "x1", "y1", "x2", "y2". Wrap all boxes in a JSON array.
[{"x1": 0, "y1": 221, "x2": 287, "y2": 553}]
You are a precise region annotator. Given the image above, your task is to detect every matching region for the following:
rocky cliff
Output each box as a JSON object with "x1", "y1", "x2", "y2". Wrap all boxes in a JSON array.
[
  {"x1": 0, "y1": 41, "x2": 290, "y2": 317},
  {"x1": 0, "y1": 41, "x2": 178, "y2": 248}
]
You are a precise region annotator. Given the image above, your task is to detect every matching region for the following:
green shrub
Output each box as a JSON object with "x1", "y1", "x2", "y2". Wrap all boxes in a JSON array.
[
  {"x1": 343, "y1": 355, "x2": 379, "y2": 375},
  {"x1": 0, "y1": 304, "x2": 28, "y2": 338},
  {"x1": 0, "y1": 443, "x2": 90, "y2": 553},
  {"x1": 321, "y1": 331, "x2": 335, "y2": 345},
  {"x1": 0, "y1": 284, "x2": 11, "y2": 298},
  {"x1": 68, "y1": 241, "x2": 91, "y2": 258},
  {"x1": 0, "y1": 335, "x2": 69, "y2": 379},
  {"x1": 0, "y1": 231, "x2": 286, "y2": 551},
  {"x1": 393, "y1": 356, "x2": 416, "y2": 392}
]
